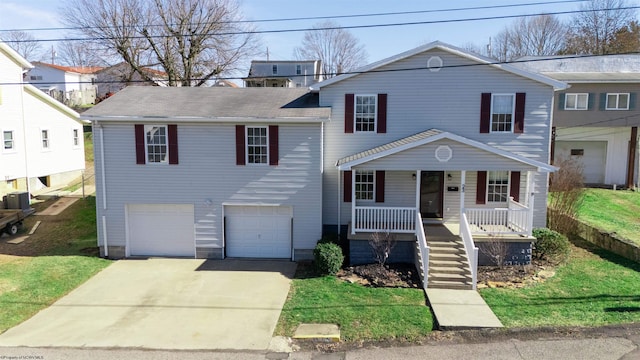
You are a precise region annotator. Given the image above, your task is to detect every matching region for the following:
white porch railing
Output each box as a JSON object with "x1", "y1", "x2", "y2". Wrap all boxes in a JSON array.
[
  {"x1": 460, "y1": 213, "x2": 479, "y2": 290},
  {"x1": 414, "y1": 212, "x2": 430, "y2": 290},
  {"x1": 353, "y1": 206, "x2": 416, "y2": 233},
  {"x1": 463, "y1": 197, "x2": 532, "y2": 236}
]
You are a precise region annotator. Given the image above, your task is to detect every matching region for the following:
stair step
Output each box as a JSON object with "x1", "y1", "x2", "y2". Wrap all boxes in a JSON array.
[
  {"x1": 428, "y1": 246, "x2": 465, "y2": 254},
  {"x1": 430, "y1": 253, "x2": 467, "y2": 261},
  {"x1": 427, "y1": 280, "x2": 474, "y2": 290},
  {"x1": 429, "y1": 272, "x2": 472, "y2": 282},
  {"x1": 429, "y1": 266, "x2": 471, "y2": 275},
  {"x1": 430, "y1": 259, "x2": 469, "y2": 267}
]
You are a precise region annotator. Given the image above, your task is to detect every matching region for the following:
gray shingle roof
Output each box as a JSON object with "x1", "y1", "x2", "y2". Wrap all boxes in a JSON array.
[
  {"x1": 83, "y1": 87, "x2": 330, "y2": 120},
  {"x1": 336, "y1": 129, "x2": 443, "y2": 166}
]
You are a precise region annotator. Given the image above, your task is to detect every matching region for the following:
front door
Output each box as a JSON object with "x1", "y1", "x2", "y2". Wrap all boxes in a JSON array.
[{"x1": 420, "y1": 171, "x2": 444, "y2": 219}]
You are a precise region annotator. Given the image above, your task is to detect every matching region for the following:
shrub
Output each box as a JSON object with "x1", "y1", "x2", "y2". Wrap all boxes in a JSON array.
[
  {"x1": 313, "y1": 242, "x2": 344, "y2": 275},
  {"x1": 532, "y1": 228, "x2": 570, "y2": 263}
]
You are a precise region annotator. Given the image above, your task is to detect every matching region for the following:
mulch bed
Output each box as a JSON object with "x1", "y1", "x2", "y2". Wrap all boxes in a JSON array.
[{"x1": 337, "y1": 263, "x2": 422, "y2": 288}]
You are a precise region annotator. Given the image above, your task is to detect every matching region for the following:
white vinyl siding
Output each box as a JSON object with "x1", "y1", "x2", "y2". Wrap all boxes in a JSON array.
[
  {"x1": 491, "y1": 94, "x2": 514, "y2": 132},
  {"x1": 565, "y1": 93, "x2": 588, "y2": 110},
  {"x1": 606, "y1": 93, "x2": 629, "y2": 110},
  {"x1": 145, "y1": 125, "x2": 168, "y2": 163}
]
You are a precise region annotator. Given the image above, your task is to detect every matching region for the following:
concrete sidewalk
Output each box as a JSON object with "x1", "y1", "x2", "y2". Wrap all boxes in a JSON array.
[
  {"x1": 426, "y1": 288, "x2": 503, "y2": 329},
  {"x1": 0, "y1": 259, "x2": 296, "y2": 350}
]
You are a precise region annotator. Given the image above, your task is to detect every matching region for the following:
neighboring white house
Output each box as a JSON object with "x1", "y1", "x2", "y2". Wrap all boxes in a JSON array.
[
  {"x1": 83, "y1": 42, "x2": 566, "y2": 290},
  {"x1": 28, "y1": 62, "x2": 102, "y2": 106},
  {"x1": 243, "y1": 60, "x2": 323, "y2": 88},
  {"x1": 513, "y1": 55, "x2": 640, "y2": 187},
  {"x1": 0, "y1": 42, "x2": 86, "y2": 200}
]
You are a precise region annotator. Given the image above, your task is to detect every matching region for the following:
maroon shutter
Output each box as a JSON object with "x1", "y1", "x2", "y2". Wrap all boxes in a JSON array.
[
  {"x1": 480, "y1": 93, "x2": 491, "y2": 133},
  {"x1": 510, "y1": 171, "x2": 521, "y2": 203},
  {"x1": 514, "y1": 93, "x2": 526, "y2": 134},
  {"x1": 345, "y1": 94, "x2": 354, "y2": 133},
  {"x1": 476, "y1": 171, "x2": 487, "y2": 204},
  {"x1": 268, "y1": 125, "x2": 278, "y2": 166},
  {"x1": 168, "y1": 124, "x2": 178, "y2": 164},
  {"x1": 343, "y1": 171, "x2": 352, "y2": 202},
  {"x1": 375, "y1": 171, "x2": 385, "y2": 203},
  {"x1": 377, "y1": 94, "x2": 387, "y2": 133},
  {"x1": 135, "y1": 124, "x2": 145, "y2": 164},
  {"x1": 235, "y1": 125, "x2": 245, "y2": 165}
]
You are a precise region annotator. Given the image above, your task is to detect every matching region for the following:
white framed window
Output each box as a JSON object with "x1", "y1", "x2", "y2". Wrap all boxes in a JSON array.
[
  {"x1": 296, "y1": 64, "x2": 302, "y2": 75},
  {"x1": 491, "y1": 94, "x2": 515, "y2": 132},
  {"x1": 272, "y1": 65, "x2": 278, "y2": 75},
  {"x1": 246, "y1": 126, "x2": 268, "y2": 164},
  {"x1": 145, "y1": 125, "x2": 168, "y2": 163},
  {"x1": 72, "y1": 129, "x2": 80, "y2": 147},
  {"x1": 355, "y1": 95, "x2": 377, "y2": 132},
  {"x1": 355, "y1": 170, "x2": 375, "y2": 200},
  {"x1": 41, "y1": 129, "x2": 50, "y2": 149},
  {"x1": 565, "y1": 93, "x2": 588, "y2": 110},
  {"x1": 606, "y1": 93, "x2": 629, "y2": 110},
  {"x1": 3, "y1": 131, "x2": 14, "y2": 151},
  {"x1": 487, "y1": 171, "x2": 509, "y2": 203}
]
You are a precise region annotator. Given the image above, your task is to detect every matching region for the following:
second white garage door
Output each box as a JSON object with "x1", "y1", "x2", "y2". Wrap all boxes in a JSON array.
[
  {"x1": 555, "y1": 141, "x2": 607, "y2": 184},
  {"x1": 127, "y1": 204, "x2": 194, "y2": 257},
  {"x1": 225, "y1": 206, "x2": 292, "y2": 258}
]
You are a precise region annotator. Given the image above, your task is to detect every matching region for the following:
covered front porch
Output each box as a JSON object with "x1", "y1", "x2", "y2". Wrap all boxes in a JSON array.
[{"x1": 336, "y1": 129, "x2": 556, "y2": 290}]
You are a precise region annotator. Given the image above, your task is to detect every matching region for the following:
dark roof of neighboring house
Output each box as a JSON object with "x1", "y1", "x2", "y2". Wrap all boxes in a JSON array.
[
  {"x1": 95, "y1": 62, "x2": 168, "y2": 78},
  {"x1": 32, "y1": 62, "x2": 103, "y2": 74},
  {"x1": 82, "y1": 87, "x2": 330, "y2": 121}
]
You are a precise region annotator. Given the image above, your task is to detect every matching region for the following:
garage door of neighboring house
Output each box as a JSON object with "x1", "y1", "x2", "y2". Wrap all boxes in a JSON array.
[
  {"x1": 555, "y1": 141, "x2": 607, "y2": 184},
  {"x1": 127, "y1": 204, "x2": 195, "y2": 257},
  {"x1": 225, "y1": 205, "x2": 292, "y2": 259}
]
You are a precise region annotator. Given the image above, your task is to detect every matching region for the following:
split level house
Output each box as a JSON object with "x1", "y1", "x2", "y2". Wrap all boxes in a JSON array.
[
  {"x1": 83, "y1": 42, "x2": 566, "y2": 290},
  {"x1": 0, "y1": 42, "x2": 85, "y2": 199},
  {"x1": 514, "y1": 55, "x2": 640, "y2": 187}
]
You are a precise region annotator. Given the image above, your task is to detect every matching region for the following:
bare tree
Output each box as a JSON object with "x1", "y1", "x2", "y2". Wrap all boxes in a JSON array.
[
  {"x1": 57, "y1": 39, "x2": 110, "y2": 67},
  {"x1": 293, "y1": 21, "x2": 368, "y2": 78},
  {"x1": 1, "y1": 31, "x2": 44, "y2": 61},
  {"x1": 61, "y1": 0, "x2": 259, "y2": 86},
  {"x1": 488, "y1": 15, "x2": 566, "y2": 61},
  {"x1": 368, "y1": 232, "x2": 396, "y2": 268},
  {"x1": 563, "y1": 0, "x2": 637, "y2": 54}
]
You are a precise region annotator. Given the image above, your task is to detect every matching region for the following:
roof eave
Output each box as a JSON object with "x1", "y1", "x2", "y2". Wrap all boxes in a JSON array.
[{"x1": 83, "y1": 115, "x2": 330, "y2": 123}]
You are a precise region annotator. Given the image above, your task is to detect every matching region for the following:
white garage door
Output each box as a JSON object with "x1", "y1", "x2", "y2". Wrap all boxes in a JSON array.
[
  {"x1": 128, "y1": 204, "x2": 194, "y2": 257},
  {"x1": 555, "y1": 141, "x2": 607, "y2": 184},
  {"x1": 225, "y1": 206, "x2": 292, "y2": 258}
]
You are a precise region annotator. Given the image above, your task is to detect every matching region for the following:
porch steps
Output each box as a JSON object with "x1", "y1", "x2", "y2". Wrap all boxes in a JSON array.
[{"x1": 426, "y1": 237, "x2": 473, "y2": 290}]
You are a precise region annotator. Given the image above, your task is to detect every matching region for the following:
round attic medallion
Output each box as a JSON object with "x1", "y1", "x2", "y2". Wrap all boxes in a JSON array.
[
  {"x1": 427, "y1": 56, "x2": 443, "y2": 72},
  {"x1": 435, "y1": 145, "x2": 452, "y2": 162}
]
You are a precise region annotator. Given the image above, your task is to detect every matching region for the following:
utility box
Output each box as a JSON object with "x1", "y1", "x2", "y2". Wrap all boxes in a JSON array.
[{"x1": 5, "y1": 192, "x2": 30, "y2": 211}]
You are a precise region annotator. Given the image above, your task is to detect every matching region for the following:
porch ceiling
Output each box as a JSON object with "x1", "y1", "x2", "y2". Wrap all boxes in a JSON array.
[{"x1": 336, "y1": 129, "x2": 556, "y2": 172}]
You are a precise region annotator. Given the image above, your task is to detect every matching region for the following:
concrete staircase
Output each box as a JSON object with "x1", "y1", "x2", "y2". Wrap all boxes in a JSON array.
[{"x1": 427, "y1": 237, "x2": 474, "y2": 290}]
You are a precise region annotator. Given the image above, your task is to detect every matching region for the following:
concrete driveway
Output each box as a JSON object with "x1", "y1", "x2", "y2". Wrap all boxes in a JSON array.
[{"x1": 0, "y1": 259, "x2": 296, "y2": 350}]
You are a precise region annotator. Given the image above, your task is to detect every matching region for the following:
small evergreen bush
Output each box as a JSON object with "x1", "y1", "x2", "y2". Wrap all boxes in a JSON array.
[
  {"x1": 532, "y1": 228, "x2": 570, "y2": 263},
  {"x1": 313, "y1": 242, "x2": 344, "y2": 275}
]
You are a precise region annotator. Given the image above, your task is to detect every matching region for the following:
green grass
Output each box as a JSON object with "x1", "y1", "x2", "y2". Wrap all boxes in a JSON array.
[
  {"x1": 84, "y1": 132, "x2": 94, "y2": 163},
  {"x1": 481, "y1": 243, "x2": 640, "y2": 328},
  {"x1": 0, "y1": 196, "x2": 110, "y2": 333},
  {"x1": 574, "y1": 189, "x2": 640, "y2": 245},
  {"x1": 275, "y1": 273, "x2": 432, "y2": 341}
]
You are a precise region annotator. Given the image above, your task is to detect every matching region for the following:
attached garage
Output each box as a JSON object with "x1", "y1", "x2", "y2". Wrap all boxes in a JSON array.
[
  {"x1": 127, "y1": 204, "x2": 195, "y2": 257},
  {"x1": 225, "y1": 205, "x2": 292, "y2": 259},
  {"x1": 555, "y1": 141, "x2": 607, "y2": 184}
]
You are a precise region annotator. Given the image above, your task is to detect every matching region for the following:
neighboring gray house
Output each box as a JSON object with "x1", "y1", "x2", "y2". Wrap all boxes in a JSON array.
[
  {"x1": 94, "y1": 63, "x2": 169, "y2": 99},
  {"x1": 84, "y1": 42, "x2": 566, "y2": 290},
  {"x1": 84, "y1": 87, "x2": 327, "y2": 260},
  {"x1": 513, "y1": 55, "x2": 640, "y2": 187},
  {"x1": 243, "y1": 60, "x2": 323, "y2": 88}
]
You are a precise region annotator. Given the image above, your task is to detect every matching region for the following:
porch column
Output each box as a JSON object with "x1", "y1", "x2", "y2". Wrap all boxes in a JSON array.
[
  {"x1": 527, "y1": 171, "x2": 535, "y2": 236},
  {"x1": 351, "y1": 170, "x2": 356, "y2": 235},
  {"x1": 460, "y1": 170, "x2": 466, "y2": 220},
  {"x1": 415, "y1": 170, "x2": 421, "y2": 211}
]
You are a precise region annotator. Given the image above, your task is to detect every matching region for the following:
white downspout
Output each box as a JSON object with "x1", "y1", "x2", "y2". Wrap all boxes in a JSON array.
[
  {"x1": 351, "y1": 170, "x2": 356, "y2": 235},
  {"x1": 96, "y1": 121, "x2": 108, "y2": 257},
  {"x1": 460, "y1": 170, "x2": 466, "y2": 222},
  {"x1": 337, "y1": 170, "x2": 341, "y2": 237},
  {"x1": 19, "y1": 73, "x2": 31, "y2": 198}
]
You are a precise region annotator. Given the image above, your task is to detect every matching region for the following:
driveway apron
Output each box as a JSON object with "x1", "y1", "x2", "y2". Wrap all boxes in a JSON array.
[{"x1": 0, "y1": 259, "x2": 297, "y2": 350}]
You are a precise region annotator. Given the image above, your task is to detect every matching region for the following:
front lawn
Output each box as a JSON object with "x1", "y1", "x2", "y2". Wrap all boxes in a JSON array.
[
  {"x1": 575, "y1": 189, "x2": 640, "y2": 245},
  {"x1": 480, "y1": 241, "x2": 640, "y2": 328},
  {"x1": 275, "y1": 269, "x2": 432, "y2": 341},
  {"x1": 0, "y1": 197, "x2": 110, "y2": 333}
]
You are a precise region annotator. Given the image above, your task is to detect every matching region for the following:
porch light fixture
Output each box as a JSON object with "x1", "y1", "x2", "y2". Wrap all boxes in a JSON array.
[
  {"x1": 447, "y1": 173, "x2": 452, "y2": 181},
  {"x1": 412, "y1": 173, "x2": 417, "y2": 180}
]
